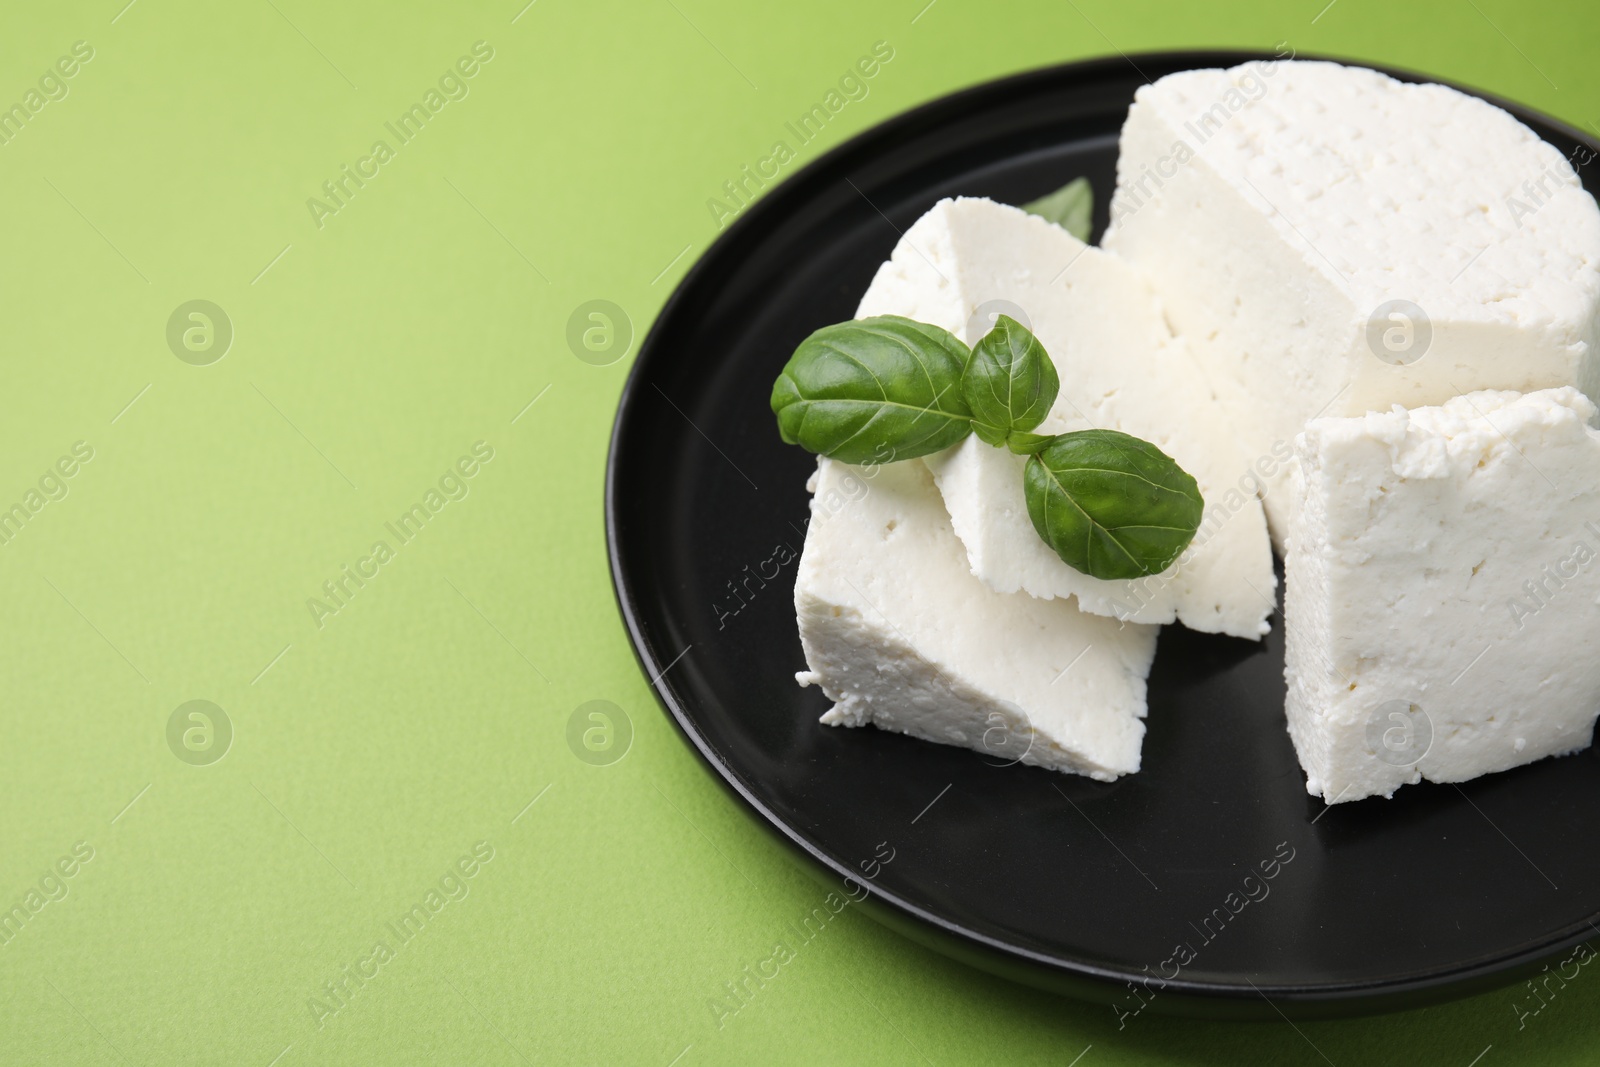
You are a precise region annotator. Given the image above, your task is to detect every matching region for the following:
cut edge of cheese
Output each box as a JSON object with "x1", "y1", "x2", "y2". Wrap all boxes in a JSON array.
[
  {"x1": 795, "y1": 456, "x2": 1158, "y2": 781},
  {"x1": 1285, "y1": 386, "x2": 1600, "y2": 802}
]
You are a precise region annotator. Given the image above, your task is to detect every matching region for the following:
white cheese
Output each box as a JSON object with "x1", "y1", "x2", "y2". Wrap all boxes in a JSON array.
[
  {"x1": 856, "y1": 196, "x2": 1276, "y2": 638},
  {"x1": 1104, "y1": 59, "x2": 1600, "y2": 545},
  {"x1": 794, "y1": 456, "x2": 1158, "y2": 780},
  {"x1": 1285, "y1": 387, "x2": 1600, "y2": 802}
]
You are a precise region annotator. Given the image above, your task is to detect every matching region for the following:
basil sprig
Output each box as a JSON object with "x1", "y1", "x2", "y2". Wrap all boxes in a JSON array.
[
  {"x1": 771, "y1": 316, "x2": 973, "y2": 464},
  {"x1": 770, "y1": 311, "x2": 1204, "y2": 581},
  {"x1": 1022, "y1": 177, "x2": 1093, "y2": 242}
]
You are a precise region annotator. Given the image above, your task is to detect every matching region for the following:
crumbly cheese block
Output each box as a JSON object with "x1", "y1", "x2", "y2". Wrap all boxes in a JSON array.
[
  {"x1": 856, "y1": 196, "x2": 1276, "y2": 639},
  {"x1": 1103, "y1": 59, "x2": 1600, "y2": 544},
  {"x1": 1285, "y1": 387, "x2": 1600, "y2": 802},
  {"x1": 794, "y1": 456, "x2": 1158, "y2": 780}
]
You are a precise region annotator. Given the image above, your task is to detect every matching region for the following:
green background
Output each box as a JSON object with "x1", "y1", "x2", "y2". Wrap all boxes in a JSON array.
[{"x1": 1, "y1": 0, "x2": 1596, "y2": 1063}]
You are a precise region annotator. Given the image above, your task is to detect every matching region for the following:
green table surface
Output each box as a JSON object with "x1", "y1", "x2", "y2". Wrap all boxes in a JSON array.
[{"x1": 3, "y1": 0, "x2": 1597, "y2": 1063}]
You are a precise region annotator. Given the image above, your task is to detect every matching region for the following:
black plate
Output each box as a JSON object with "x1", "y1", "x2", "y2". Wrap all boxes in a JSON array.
[{"x1": 606, "y1": 50, "x2": 1600, "y2": 1019}]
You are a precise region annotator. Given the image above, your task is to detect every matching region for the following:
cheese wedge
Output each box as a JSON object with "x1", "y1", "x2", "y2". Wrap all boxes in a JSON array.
[
  {"x1": 1104, "y1": 59, "x2": 1600, "y2": 544},
  {"x1": 856, "y1": 196, "x2": 1276, "y2": 638},
  {"x1": 1285, "y1": 387, "x2": 1600, "y2": 802},
  {"x1": 795, "y1": 456, "x2": 1158, "y2": 780}
]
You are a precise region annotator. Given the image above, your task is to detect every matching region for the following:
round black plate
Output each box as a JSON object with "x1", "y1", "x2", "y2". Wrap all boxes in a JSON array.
[{"x1": 606, "y1": 50, "x2": 1600, "y2": 1019}]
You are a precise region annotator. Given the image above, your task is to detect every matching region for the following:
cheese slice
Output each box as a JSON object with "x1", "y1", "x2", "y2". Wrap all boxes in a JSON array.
[
  {"x1": 794, "y1": 456, "x2": 1158, "y2": 780},
  {"x1": 1285, "y1": 387, "x2": 1600, "y2": 802},
  {"x1": 1104, "y1": 59, "x2": 1600, "y2": 545},
  {"x1": 856, "y1": 196, "x2": 1276, "y2": 639}
]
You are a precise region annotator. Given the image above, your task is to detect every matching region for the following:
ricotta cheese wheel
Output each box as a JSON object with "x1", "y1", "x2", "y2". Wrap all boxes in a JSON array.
[{"x1": 1105, "y1": 60, "x2": 1600, "y2": 546}]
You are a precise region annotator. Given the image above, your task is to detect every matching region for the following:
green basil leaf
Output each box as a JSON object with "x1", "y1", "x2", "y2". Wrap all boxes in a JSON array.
[
  {"x1": 1023, "y1": 429, "x2": 1203, "y2": 580},
  {"x1": 1005, "y1": 431, "x2": 1056, "y2": 455},
  {"x1": 970, "y1": 421, "x2": 1009, "y2": 448},
  {"x1": 960, "y1": 315, "x2": 1059, "y2": 446},
  {"x1": 771, "y1": 315, "x2": 973, "y2": 464},
  {"x1": 1021, "y1": 177, "x2": 1093, "y2": 242}
]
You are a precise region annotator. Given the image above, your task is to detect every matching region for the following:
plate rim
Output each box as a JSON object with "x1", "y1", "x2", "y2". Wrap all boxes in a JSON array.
[{"x1": 604, "y1": 47, "x2": 1600, "y2": 1018}]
